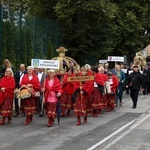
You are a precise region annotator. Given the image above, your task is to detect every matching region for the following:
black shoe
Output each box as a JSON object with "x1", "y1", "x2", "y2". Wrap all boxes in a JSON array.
[
  {"x1": 13, "y1": 113, "x2": 19, "y2": 117},
  {"x1": 132, "y1": 106, "x2": 136, "y2": 109}
]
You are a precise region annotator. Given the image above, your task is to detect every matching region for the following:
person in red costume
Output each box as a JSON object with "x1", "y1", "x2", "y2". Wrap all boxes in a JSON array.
[
  {"x1": 91, "y1": 66, "x2": 105, "y2": 117},
  {"x1": 98, "y1": 66, "x2": 109, "y2": 111},
  {"x1": 20, "y1": 66, "x2": 40, "y2": 125},
  {"x1": 106, "y1": 71, "x2": 118, "y2": 112},
  {"x1": 72, "y1": 66, "x2": 94, "y2": 126},
  {"x1": 60, "y1": 67, "x2": 75, "y2": 117},
  {"x1": 85, "y1": 64, "x2": 93, "y2": 76},
  {"x1": 0, "y1": 68, "x2": 15, "y2": 125},
  {"x1": 42, "y1": 69, "x2": 62, "y2": 127}
]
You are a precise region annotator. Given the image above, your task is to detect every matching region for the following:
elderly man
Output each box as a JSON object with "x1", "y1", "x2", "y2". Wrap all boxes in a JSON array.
[
  {"x1": 14, "y1": 64, "x2": 27, "y2": 117},
  {"x1": 126, "y1": 66, "x2": 144, "y2": 109}
]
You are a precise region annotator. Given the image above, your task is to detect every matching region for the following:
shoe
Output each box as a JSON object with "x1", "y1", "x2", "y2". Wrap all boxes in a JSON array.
[
  {"x1": 13, "y1": 113, "x2": 19, "y2": 117},
  {"x1": 47, "y1": 118, "x2": 53, "y2": 127},
  {"x1": 84, "y1": 116, "x2": 87, "y2": 123},
  {"x1": 119, "y1": 102, "x2": 122, "y2": 106},
  {"x1": 24, "y1": 115, "x2": 30, "y2": 125},
  {"x1": 7, "y1": 116, "x2": 11, "y2": 123},
  {"x1": 76, "y1": 116, "x2": 81, "y2": 126},
  {"x1": 115, "y1": 104, "x2": 117, "y2": 107},
  {"x1": 132, "y1": 106, "x2": 136, "y2": 109}
]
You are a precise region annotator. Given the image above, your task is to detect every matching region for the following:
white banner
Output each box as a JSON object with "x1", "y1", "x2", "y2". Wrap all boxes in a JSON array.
[
  {"x1": 108, "y1": 56, "x2": 124, "y2": 62},
  {"x1": 99, "y1": 59, "x2": 108, "y2": 63},
  {"x1": 31, "y1": 59, "x2": 59, "y2": 69}
]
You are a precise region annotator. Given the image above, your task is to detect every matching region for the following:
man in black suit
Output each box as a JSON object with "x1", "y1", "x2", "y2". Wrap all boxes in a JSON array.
[
  {"x1": 14, "y1": 64, "x2": 27, "y2": 116},
  {"x1": 36, "y1": 68, "x2": 46, "y2": 116},
  {"x1": 126, "y1": 66, "x2": 144, "y2": 109}
]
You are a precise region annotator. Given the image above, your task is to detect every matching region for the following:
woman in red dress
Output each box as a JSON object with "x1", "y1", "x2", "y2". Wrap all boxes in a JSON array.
[
  {"x1": 0, "y1": 68, "x2": 15, "y2": 125},
  {"x1": 42, "y1": 69, "x2": 62, "y2": 127},
  {"x1": 91, "y1": 66, "x2": 105, "y2": 117},
  {"x1": 20, "y1": 66, "x2": 40, "y2": 125},
  {"x1": 72, "y1": 66, "x2": 93, "y2": 126},
  {"x1": 60, "y1": 67, "x2": 75, "y2": 117},
  {"x1": 106, "y1": 71, "x2": 118, "y2": 112}
]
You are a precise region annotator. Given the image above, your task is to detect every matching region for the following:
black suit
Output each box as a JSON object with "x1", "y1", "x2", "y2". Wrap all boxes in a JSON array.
[
  {"x1": 14, "y1": 70, "x2": 27, "y2": 114},
  {"x1": 126, "y1": 71, "x2": 144, "y2": 108}
]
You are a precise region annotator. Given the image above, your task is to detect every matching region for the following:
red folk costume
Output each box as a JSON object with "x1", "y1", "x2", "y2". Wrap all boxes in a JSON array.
[
  {"x1": 101, "y1": 73, "x2": 109, "y2": 109},
  {"x1": 60, "y1": 73, "x2": 75, "y2": 117},
  {"x1": 107, "y1": 75, "x2": 118, "y2": 112},
  {"x1": 0, "y1": 76, "x2": 15, "y2": 124},
  {"x1": 20, "y1": 73, "x2": 40, "y2": 124},
  {"x1": 44, "y1": 76, "x2": 62, "y2": 126},
  {"x1": 92, "y1": 72, "x2": 104, "y2": 117},
  {"x1": 73, "y1": 78, "x2": 93, "y2": 125}
]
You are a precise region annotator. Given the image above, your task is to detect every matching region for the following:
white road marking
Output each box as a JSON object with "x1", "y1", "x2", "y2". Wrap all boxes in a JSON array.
[{"x1": 87, "y1": 112, "x2": 150, "y2": 150}]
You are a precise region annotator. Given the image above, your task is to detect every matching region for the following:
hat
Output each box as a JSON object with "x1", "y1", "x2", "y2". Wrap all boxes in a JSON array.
[
  {"x1": 132, "y1": 65, "x2": 138, "y2": 68},
  {"x1": 47, "y1": 69, "x2": 55, "y2": 73},
  {"x1": 107, "y1": 71, "x2": 113, "y2": 75}
]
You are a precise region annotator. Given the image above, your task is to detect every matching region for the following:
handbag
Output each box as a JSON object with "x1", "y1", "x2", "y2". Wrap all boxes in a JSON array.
[{"x1": 129, "y1": 74, "x2": 137, "y2": 87}]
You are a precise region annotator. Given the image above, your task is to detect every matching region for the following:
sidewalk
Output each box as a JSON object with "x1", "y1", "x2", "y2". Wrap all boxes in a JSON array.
[{"x1": 116, "y1": 92, "x2": 150, "y2": 114}]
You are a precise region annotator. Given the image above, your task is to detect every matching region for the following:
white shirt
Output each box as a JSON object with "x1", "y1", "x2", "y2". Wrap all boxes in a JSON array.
[
  {"x1": 38, "y1": 72, "x2": 43, "y2": 82},
  {"x1": 19, "y1": 71, "x2": 25, "y2": 84}
]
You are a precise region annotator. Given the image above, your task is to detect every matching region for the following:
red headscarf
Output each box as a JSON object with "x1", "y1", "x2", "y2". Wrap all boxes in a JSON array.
[{"x1": 0, "y1": 76, "x2": 15, "y2": 105}]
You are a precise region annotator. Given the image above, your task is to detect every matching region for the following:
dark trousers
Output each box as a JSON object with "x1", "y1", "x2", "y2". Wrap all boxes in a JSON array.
[
  {"x1": 15, "y1": 97, "x2": 19, "y2": 114},
  {"x1": 130, "y1": 90, "x2": 139, "y2": 107}
]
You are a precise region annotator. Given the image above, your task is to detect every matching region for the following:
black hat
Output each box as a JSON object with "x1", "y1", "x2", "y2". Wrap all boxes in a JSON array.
[{"x1": 132, "y1": 65, "x2": 138, "y2": 68}]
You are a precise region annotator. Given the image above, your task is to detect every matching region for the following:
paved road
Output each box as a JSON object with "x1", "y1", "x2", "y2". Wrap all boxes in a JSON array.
[{"x1": 0, "y1": 92, "x2": 150, "y2": 150}]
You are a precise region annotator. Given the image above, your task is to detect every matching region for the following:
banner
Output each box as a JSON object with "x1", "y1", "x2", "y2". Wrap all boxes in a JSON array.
[
  {"x1": 31, "y1": 59, "x2": 59, "y2": 69},
  {"x1": 99, "y1": 59, "x2": 108, "y2": 63},
  {"x1": 67, "y1": 76, "x2": 94, "y2": 82},
  {"x1": 108, "y1": 56, "x2": 124, "y2": 62}
]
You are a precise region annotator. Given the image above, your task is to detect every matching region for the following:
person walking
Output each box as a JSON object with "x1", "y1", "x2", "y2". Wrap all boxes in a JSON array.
[
  {"x1": 114, "y1": 65, "x2": 126, "y2": 106},
  {"x1": 20, "y1": 66, "x2": 40, "y2": 125},
  {"x1": 14, "y1": 64, "x2": 27, "y2": 117},
  {"x1": 72, "y1": 66, "x2": 93, "y2": 126},
  {"x1": 42, "y1": 69, "x2": 62, "y2": 127},
  {"x1": 126, "y1": 66, "x2": 144, "y2": 109},
  {"x1": 1, "y1": 59, "x2": 15, "y2": 78},
  {"x1": 60, "y1": 67, "x2": 75, "y2": 117},
  {"x1": 0, "y1": 68, "x2": 15, "y2": 125}
]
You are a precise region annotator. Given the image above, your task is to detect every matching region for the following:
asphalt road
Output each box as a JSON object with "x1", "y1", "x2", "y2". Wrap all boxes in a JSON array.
[{"x1": 0, "y1": 92, "x2": 150, "y2": 150}]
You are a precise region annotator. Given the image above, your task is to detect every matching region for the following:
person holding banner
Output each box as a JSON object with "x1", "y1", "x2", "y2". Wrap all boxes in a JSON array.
[
  {"x1": 42, "y1": 69, "x2": 62, "y2": 127},
  {"x1": 60, "y1": 67, "x2": 75, "y2": 117},
  {"x1": 91, "y1": 66, "x2": 105, "y2": 117},
  {"x1": 20, "y1": 66, "x2": 40, "y2": 125},
  {"x1": 72, "y1": 66, "x2": 93, "y2": 126},
  {"x1": 0, "y1": 68, "x2": 15, "y2": 125}
]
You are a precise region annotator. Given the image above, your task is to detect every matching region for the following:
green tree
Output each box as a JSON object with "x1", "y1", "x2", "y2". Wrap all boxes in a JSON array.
[{"x1": 47, "y1": 40, "x2": 54, "y2": 59}]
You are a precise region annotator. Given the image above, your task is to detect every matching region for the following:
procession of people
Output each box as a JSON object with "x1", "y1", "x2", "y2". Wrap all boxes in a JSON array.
[{"x1": 0, "y1": 58, "x2": 149, "y2": 127}]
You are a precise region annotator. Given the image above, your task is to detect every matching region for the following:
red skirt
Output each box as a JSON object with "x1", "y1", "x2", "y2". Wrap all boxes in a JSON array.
[
  {"x1": 102, "y1": 94, "x2": 108, "y2": 109},
  {"x1": 45, "y1": 102, "x2": 57, "y2": 118},
  {"x1": 107, "y1": 94, "x2": 116, "y2": 108},
  {"x1": 91, "y1": 87, "x2": 104, "y2": 109},
  {"x1": 0, "y1": 96, "x2": 13, "y2": 117},
  {"x1": 24, "y1": 96, "x2": 37, "y2": 115},
  {"x1": 73, "y1": 93, "x2": 87, "y2": 117},
  {"x1": 60, "y1": 93, "x2": 72, "y2": 110},
  {"x1": 86, "y1": 95, "x2": 93, "y2": 114}
]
